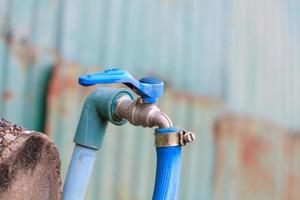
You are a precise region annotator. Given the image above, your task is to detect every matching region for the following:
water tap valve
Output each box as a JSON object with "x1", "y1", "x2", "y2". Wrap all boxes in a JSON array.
[
  {"x1": 79, "y1": 68, "x2": 195, "y2": 147},
  {"x1": 79, "y1": 68, "x2": 164, "y2": 104},
  {"x1": 64, "y1": 68, "x2": 195, "y2": 200}
]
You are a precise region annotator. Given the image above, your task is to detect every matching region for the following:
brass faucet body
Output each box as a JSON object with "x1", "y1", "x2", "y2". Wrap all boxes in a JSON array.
[
  {"x1": 115, "y1": 95, "x2": 195, "y2": 147},
  {"x1": 115, "y1": 96, "x2": 173, "y2": 128}
]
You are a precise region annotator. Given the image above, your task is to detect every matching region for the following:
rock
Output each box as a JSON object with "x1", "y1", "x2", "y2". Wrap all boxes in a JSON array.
[{"x1": 0, "y1": 119, "x2": 61, "y2": 200}]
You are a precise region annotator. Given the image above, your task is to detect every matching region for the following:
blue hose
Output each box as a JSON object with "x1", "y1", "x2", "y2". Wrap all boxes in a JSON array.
[{"x1": 152, "y1": 128, "x2": 182, "y2": 200}]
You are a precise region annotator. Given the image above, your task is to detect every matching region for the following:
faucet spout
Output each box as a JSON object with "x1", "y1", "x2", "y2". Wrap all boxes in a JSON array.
[
  {"x1": 115, "y1": 97, "x2": 173, "y2": 128},
  {"x1": 151, "y1": 111, "x2": 173, "y2": 128}
]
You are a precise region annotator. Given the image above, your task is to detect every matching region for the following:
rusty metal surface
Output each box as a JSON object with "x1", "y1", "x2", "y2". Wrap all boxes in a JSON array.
[
  {"x1": 0, "y1": 0, "x2": 57, "y2": 131},
  {"x1": 0, "y1": 0, "x2": 300, "y2": 199},
  {"x1": 1, "y1": 0, "x2": 300, "y2": 130},
  {"x1": 213, "y1": 115, "x2": 300, "y2": 200}
]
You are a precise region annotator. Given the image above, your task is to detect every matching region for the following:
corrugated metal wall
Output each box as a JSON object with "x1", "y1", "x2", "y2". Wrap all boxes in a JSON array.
[
  {"x1": 214, "y1": 115, "x2": 300, "y2": 200},
  {"x1": 0, "y1": 0, "x2": 300, "y2": 199}
]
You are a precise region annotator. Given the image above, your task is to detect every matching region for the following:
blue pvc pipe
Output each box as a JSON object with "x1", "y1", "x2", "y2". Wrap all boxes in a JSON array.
[
  {"x1": 63, "y1": 88, "x2": 133, "y2": 199},
  {"x1": 152, "y1": 128, "x2": 182, "y2": 200},
  {"x1": 62, "y1": 145, "x2": 97, "y2": 200}
]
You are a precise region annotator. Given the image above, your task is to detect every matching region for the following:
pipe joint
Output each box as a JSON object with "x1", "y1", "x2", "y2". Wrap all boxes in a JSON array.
[{"x1": 73, "y1": 88, "x2": 134, "y2": 150}]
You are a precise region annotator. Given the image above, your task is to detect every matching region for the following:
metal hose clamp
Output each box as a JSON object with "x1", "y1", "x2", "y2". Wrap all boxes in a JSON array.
[{"x1": 155, "y1": 130, "x2": 195, "y2": 147}]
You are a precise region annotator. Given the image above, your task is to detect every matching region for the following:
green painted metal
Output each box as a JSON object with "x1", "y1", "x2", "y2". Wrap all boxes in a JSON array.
[
  {"x1": 213, "y1": 115, "x2": 300, "y2": 200},
  {"x1": 0, "y1": 0, "x2": 59, "y2": 131},
  {"x1": 1, "y1": 0, "x2": 300, "y2": 130},
  {"x1": 1, "y1": 0, "x2": 300, "y2": 199}
]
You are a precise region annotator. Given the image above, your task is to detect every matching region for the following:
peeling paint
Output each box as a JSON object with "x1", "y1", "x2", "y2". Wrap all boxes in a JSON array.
[
  {"x1": 2, "y1": 90, "x2": 14, "y2": 101},
  {"x1": 213, "y1": 115, "x2": 300, "y2": 200}
]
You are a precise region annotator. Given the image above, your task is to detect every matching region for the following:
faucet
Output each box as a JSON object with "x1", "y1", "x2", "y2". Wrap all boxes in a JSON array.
[{"x1": 62, "y1": 68, "x2": 195, "y2": 200}]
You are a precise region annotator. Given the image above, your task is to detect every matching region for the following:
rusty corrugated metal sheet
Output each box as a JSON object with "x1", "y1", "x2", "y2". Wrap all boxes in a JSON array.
[
  {"x1": 0, "y1": 0, "x2": 58, "y2": 131},
  {"x1": 213, "y1": 115, "x2": 300, "y2": 200},
  {"x1": 1, "y1": 0, "x2": 300, "y2": 130},
  {"x1": 224, "y1": 0, "x2": 300, "y2": 130},
  {"x1": 0, "y1": 0, "x2": 300, "y2": 199}
]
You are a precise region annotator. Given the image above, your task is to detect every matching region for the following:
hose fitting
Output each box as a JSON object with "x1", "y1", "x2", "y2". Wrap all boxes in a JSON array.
[{"x1": 115, "y1": 96, "x2": 195, "y2": 147}]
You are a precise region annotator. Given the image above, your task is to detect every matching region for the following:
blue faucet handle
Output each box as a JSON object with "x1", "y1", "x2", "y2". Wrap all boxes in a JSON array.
[{"x1": 79, "y1": 68, "x2": 164, "y2": 103}]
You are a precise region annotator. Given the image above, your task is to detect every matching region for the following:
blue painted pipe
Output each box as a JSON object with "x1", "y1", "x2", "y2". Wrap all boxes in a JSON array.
[
  {"x1": 63, "y1": 145, "x2": 97, "y2": 200},
  {"x1": 152, "y1": 128, "x2": 182, "y2": 200},
  {"x1": 62, "y1": 88, "x2": 133, "y2": 200}
]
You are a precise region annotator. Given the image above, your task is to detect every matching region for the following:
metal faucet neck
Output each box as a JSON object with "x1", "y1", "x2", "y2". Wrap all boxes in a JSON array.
[{"x1": 115, "y1": 96, "x2": 173, "y2": 128}]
